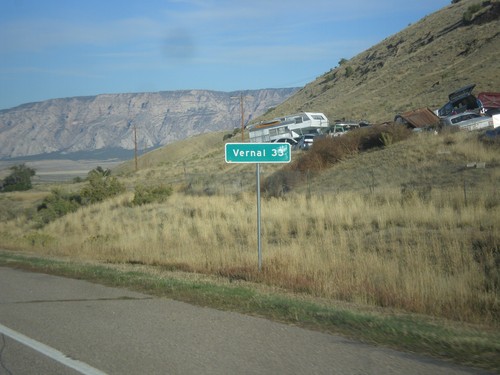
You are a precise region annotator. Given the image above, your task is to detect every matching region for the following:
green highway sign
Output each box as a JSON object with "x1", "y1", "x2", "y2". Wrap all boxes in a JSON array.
[
  {"x1": 225, "y1": 142, "x2": 292, "y2": 272},
  {"x1": 225, "y1": 142, "x2": 291, "y2": 163}
]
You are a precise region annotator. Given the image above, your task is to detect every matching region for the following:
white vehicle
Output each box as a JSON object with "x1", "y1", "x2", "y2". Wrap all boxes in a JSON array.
[
  {"x1": 441, "y1": 112, "x2": 493, "y2": 131},
  {"x1": 271, "y1": 137, "x2": 298, "y2": 146},
  {"x1": 297, "y1": 134, "x2": 317, "y2": 150},
  {"x1": 248, "y1": 112, "x2": 329, "y2": 143},
  {"x1": 328, "y1": 124, "x2": 349, "y2": 137}
]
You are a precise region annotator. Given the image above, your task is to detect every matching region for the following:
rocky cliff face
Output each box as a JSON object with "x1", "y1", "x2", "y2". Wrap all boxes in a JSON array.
[{"x1": 0, "y1": 88, "x2": 297, "y2": 159}]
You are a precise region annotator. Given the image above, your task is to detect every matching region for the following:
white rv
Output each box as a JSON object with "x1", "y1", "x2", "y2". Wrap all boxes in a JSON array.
[{"x1": 248, "y1": 112, "x2": 329, "y2": 143}]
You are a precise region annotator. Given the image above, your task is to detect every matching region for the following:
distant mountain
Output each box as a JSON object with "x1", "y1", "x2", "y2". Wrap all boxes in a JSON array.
[
  {"x1": 263, "y1": 0, "x2": 500, "y2": 124},
  {"x1": 0, "y1": 88, "x2": 297, "y2": 159}
]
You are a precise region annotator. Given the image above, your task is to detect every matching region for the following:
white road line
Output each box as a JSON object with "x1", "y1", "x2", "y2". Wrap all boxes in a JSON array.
[{"x1": 0, "y1": 323, "x2": 107, "y2": 375}]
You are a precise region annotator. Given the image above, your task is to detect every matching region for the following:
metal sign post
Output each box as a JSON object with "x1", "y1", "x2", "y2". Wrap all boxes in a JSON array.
[
  {"x1": 256, "y1": 163, "x2": 262, "y2": 271},
  {"x1": 225, "y1": 142, "x2": 291, "y2": 271}
]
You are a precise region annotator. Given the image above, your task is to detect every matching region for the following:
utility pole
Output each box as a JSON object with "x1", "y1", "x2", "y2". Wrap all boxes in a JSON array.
[
  {"x1": 231, "y1": 93, "x2": 248, "y2": 141},
  {"x1": 133, "y1": 125, "x2": 138, "y2": 172},
  {"x1": 240, "y1": 93, "x2": 245, "y2": 141}
]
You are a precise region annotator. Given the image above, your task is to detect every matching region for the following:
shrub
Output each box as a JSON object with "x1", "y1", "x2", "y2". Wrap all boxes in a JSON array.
[
  {"x1": 34, "y1": 189, "x2": 82, "y2": 226},
  {"x1": 463, "y1": 3, "x2": 482, "y2": 22},
  {"x1": 291, "y1": 148, "x2": 325, "y2": 173},
  {"x1": 261, "y1": 169, "x2": 302, "y2": 197},
  {"x1": 90, "y1": 166, "x2": 111, "y2": 177},
  {"x1": 321, "y1": 71, "x2": 337, "y2": 84},
  {"x1": 290, "y1": 135, "x2": 356, "y2": 174},
  {"x1": 380, "y1": 132, "x2": 393, "y2": 146},
  {"x1": 386, "y1": 123, "x2": 413, "y2": 142},
  {"x1": 80, "y1": 170, "x2": 125, "y2": 204},
  {"x1": 357, "y1": 124, "x2": 411, "y2": 150},
  {"x1": 268, "y1": 124, "x2": 413, "y2": 187},
  {"x1": 468, "y1": 3, "x2": 482, "y2": 13},
  {"x1": 1, "y1": 164, "x2": 36, "y2": 192},
  {"x1": 29, "y1": 167, "x2": 127, "y2": 226},
  {"x1": 312, "y1": 136, "x2": 358, "y2": 165},
  {"x1": 463, "y1": 10, "x2": 473, "y2": 22},
  {"x1": 132, "y1": 184, "x2": 173, "y2": 206}
]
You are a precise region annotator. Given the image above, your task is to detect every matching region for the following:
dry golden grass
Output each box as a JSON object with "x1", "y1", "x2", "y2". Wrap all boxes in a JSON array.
[
  {"x1": 3, "y1": 183, "x2": 498, "y2": 324},
  {"x1": 0, "y1": 189, "x2": 51, "y2": 221},
  {"x1": 1, "y1": 130, "x2": 498, "y2": 325}
]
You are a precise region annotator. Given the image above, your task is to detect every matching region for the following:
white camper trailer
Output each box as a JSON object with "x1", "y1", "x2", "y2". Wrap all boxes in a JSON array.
[{"x1": 248, "y1": 112, "x2": 329, "y2": 143}]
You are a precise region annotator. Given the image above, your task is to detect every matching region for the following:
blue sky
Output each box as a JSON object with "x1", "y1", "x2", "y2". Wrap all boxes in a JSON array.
[{"x1": 0, "y1": 0, "x2": 451, "y2": 110}]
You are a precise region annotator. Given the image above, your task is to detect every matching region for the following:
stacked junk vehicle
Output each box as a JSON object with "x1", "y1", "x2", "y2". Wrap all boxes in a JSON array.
[
  {"x1": 395, "y1": 84, "x2": 500, "y2": 132},
  {"x1": 247, "y1": 84, "x2": 500, "y2": 144},
  {"x1": 248, "y1": 112, "x2": 329, "y2": 144}
]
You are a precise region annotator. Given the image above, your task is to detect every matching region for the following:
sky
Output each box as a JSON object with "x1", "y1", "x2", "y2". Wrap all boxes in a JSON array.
[{"x1": 0, "y1": 0, "x2": 451, "y2": 110}]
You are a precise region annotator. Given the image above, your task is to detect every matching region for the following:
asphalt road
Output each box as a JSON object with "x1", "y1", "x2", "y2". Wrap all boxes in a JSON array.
[{"x1": 0, "y1": 267, "x2": 492, "y2": 375}]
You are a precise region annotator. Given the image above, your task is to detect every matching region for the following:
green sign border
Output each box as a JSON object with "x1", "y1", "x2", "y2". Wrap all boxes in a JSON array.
[{"x1": 225, "y1": 142, "x2": 291, "y2": 163}]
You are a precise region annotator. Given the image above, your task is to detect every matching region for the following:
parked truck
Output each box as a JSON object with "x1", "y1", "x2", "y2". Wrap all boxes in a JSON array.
[{"x1": 436, "y1": 84, "x2": 500, "y2": 118}]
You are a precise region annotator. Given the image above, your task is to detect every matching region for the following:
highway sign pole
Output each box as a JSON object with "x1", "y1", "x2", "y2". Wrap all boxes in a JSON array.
[
  {"x1": 225, "y1": 142, "x2": 291, "y2": 272},
  {"x1": 256, "y1": 163, "x2": 262, "y2": 271}
]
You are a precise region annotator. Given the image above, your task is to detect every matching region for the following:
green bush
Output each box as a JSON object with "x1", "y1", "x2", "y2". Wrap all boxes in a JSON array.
[
  {"x1": 1, "y1": 164, "x2": 36, "y2": 192},
  {"x1": 90, "y1": 166, "x2": 111, "y2": 177},
  {"x1": 345, "y1": 66, "x2": 354, "y2": 77},
  {"x1": 463, "y1": 3, "x2": 482, "y2": 22},
  {"x1": 34, "y1": 189, "x2": 82, "y2": 226},
  {"x1": 132, "y1": 184, "x2": 172, "y2": 206},
  {"x1": 80, "y1": 168, "x2": 125, "y2": 204},
  {"x1": 463, "y1": 10, "x2": 473, "y2": 22},
  {"x1": 26, "y1": 167, "x2": 128, "y2": 227},
  {"x1": 468, "y1": 3, "x2": 482, "y2": 13},
  {"x1": 380, "y1": 132, "x2": 393, "y2": 146}
]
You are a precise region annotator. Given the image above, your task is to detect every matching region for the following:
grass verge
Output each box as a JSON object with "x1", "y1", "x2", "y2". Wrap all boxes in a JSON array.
[{"x1": 0, "y1": 250, "x2": 498, "y2": 372}]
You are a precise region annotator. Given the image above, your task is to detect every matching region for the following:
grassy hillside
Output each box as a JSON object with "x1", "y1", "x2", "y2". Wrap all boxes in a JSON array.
[
  {"x1": 262, "y1": 0, "x2": 500, "y2": 124},
  {"x1": 111, "y1": 123, "x2": 498, "y2": 199},
  {"x1": 113, "y1": 130, "x2": 288, "y2": 194},
  {"x1": 294, "y1": 130, "x2": 499, "y2": 195}
]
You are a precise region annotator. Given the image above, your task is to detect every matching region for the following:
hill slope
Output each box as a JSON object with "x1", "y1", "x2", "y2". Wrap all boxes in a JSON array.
[{"x1": 262, "y1": 0, "x2": 500, "y2": 124}]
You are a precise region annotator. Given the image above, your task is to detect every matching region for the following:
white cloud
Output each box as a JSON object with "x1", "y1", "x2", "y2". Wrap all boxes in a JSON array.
[
  {"x1": 0, "y1": 17, "x2": 163, "y2": 52},
  {"x1": 0, "y1": 0, "x2": 448, "y2": 54}
]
